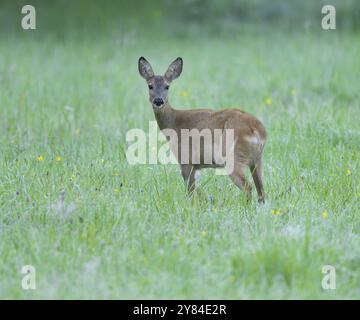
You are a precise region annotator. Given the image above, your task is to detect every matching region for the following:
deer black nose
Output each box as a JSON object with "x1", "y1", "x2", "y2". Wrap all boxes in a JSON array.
[{"x1": 153, "y1": 98, "x2": 164, "y2": 106}]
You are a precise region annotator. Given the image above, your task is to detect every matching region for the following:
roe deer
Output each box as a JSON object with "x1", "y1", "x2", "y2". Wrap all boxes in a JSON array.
[{"x1": 138, "y1": 57, "x2": 267, "y2": 203}]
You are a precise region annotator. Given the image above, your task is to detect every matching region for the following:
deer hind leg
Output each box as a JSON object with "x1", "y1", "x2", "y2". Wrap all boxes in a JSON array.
[
  {"x1": 229, "y1": 163, "x2": 252, "y2": 202},
  {"x1": 250, "y1": 159, "x2": 265, "y2": 203},
  {"x1": 181, "y1": 164, "x2": 197, "y2": 196}
]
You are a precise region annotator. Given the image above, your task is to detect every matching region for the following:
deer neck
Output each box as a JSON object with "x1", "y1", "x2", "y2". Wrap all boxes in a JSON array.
[{"x1": 153, "y1": 102, "x2": 176, "y2": 131}]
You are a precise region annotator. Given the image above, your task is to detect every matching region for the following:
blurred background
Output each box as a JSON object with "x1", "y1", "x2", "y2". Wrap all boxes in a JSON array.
[
  {"x1": 0, "y1": 0, "x2": 360, "y2": 36},
  {"x1": 1, "y1": 0, "x2": 360, "y2": 36}
]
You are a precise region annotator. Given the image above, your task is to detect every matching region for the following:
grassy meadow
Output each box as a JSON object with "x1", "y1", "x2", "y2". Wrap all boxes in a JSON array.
[{"x1": 0, "y1": 1, "x2": 359, "y2": 299}]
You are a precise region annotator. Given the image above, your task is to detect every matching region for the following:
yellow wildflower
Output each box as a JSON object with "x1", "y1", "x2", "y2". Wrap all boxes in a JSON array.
[
  {"x1": 346, "y1": 169, "x2": 352, "y2": 176},
  {"x1": 322, "y1": 211, "x2": 329, "y2": 219},
  {"x1": 37, "y1": 155, "x2": 44, "y2": 161},
  {"x1": 181, "y1": 90, "x2": 189, "y2": 98},
  {"x1": 55, "y1": 156, "x2": 62, "y2": 162},
  {"x1": 271, "y1": 209, "x2": 281, "y2": 215},
  {"x1": 265, "y1": 98, "x2": 272, "y2": 106}
]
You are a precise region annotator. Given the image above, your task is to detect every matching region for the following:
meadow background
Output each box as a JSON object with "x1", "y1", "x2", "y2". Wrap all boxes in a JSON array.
[{"x1": 0, "y1": 0, "x2": 359, "y2": 299}]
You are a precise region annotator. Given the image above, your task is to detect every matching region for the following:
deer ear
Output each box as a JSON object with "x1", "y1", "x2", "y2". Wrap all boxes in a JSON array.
[
  {"x1": 164, "y1": 57, "x2": 183, "y2": 82},
  {"x1": 138, "y1": 57, "x2": 154, "y2": 80}
]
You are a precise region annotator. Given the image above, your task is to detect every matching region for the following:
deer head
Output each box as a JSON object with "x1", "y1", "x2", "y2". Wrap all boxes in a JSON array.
[{"x1": 138, "y1": 57, "x2": 183, "y2": 109}]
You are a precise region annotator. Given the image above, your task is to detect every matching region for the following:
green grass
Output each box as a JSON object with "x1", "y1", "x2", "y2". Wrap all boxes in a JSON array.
[{"x1": 0, "y1": 1, "x2": 359, "y2": 299}]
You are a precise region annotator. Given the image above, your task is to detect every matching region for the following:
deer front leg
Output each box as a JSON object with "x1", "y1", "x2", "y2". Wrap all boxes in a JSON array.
[{"x1": 181, "y1": 164, "x2": 197, "y2": 196}]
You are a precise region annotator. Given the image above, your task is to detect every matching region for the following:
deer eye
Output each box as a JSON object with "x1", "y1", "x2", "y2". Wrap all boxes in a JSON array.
[
  {"x1": 148, "y1": 85, "x2": 153, "y2": 90},
  {"x1": 165, "y1": 85, "x2": 169, "y2": 90}
]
